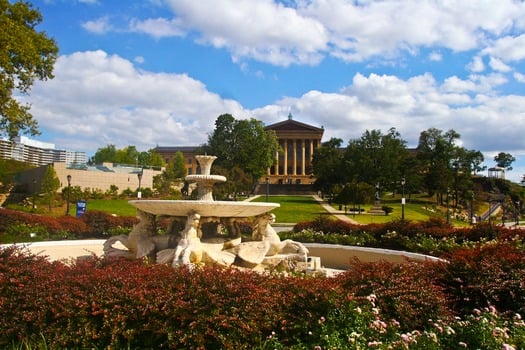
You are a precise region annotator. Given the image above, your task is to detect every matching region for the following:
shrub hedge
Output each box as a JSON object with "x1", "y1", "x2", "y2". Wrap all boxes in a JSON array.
[
  {"x1": 0, "y1": 208, "x2": 138, "y2": 242},
  {"x1": 1, "y1": 240, "x2": 525, "y2": 349},
  {"x1": 1, "y1": 212, "x2": 525, "y2": 348}
]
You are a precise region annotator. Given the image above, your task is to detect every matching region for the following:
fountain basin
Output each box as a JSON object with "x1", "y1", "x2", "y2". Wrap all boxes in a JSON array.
[
  {"x1": 1, "y1": 241, "x2": 443, "y2": 269},
  {"x1": 129, "y1": 200, "x2": 279, "y2": 217}
]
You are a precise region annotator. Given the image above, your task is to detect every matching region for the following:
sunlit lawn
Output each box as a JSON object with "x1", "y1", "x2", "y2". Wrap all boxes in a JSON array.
[
  {"x1": 250, "y1": 195, "x2": 331, "y2": 223},
  {"x1": 83, "y1": 199, "x2": 138, "y2": 217},
  {"x1": 337, "y1": 194, "x2": 469, "y2": 226},
  {"x1": 79, "y1": 195, "x2": 468, "y2": 226}
]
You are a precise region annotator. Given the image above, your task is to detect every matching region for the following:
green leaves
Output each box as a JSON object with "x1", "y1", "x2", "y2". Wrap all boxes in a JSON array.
[{"x1": 0, "y1": 0, "x2": 58, "y2": 139}]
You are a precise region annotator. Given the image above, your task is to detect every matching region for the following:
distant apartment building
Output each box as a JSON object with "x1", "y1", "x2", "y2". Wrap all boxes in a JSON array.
[{"x1": 0, "y1": 136, "x2": 87, "y2": 167}]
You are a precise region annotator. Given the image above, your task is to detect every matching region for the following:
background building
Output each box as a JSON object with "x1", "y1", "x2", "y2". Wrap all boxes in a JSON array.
[
  {"x1": 154, "y1": 116, "x2": 324, "y2": 194},
  {"x1": 264, "y1": 115, "x2": 324, "y2": 185},
  {"x1": 0, "y1": 136, "x2": 87, "y2": 167}
]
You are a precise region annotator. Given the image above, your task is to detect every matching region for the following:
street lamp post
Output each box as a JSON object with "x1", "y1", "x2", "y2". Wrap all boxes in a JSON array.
[
  {"x1": 265, "y1": 177, "x2": 269, "y2": 202},
  {"x1": 446, "y1": 187, "x2": 450, "y2": 224},
  {"x1": 66, "y1": 174, "x2": 71, "y2": 216},
  {"x1": 471, "y1": 192, "x2": 475, "y2": 224},
  {"x1": 401, "y1": 178, "x2": 406, "y2": 222},
  {"x1": 32, "y1": 178, "x2": 36, "y2": 210},
  {"x1": 137, "y1": 171, "x2": 143, "y2": 199},
  {"x1": 516, "y1": 201, "x2": 520, "y2": 227}
]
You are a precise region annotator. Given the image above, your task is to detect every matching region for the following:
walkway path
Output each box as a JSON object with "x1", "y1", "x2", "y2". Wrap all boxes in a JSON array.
[
  {"x1": 312, "y1": 195, "x2": 361, "y2": 225},
  {"x1": 250, "y1": 194, "x2": 360, "y2": 225}
]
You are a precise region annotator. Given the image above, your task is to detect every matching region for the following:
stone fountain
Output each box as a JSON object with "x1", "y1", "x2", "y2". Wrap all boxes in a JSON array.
[{"x1": 103, "y1": 155, "x2": 310, "y2": 271}]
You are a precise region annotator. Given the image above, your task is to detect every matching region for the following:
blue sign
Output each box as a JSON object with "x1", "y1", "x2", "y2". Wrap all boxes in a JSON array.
[{"x1": 76, "y1": 200, "x2": 87, "y2": 217}]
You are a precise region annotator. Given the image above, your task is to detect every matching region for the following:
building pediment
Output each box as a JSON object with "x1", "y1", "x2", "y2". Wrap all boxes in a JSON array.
[{"x1": 265, "y1": 119, "x2": 324, "y2": 135}]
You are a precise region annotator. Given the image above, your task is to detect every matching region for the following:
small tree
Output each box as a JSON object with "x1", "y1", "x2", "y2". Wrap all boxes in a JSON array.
[
  {"x1": 494, "y1": 152, "x2": 515, "y2": 171},
  {"x1": 41, "y1": 166, "x2": 60, "y2": 212}
]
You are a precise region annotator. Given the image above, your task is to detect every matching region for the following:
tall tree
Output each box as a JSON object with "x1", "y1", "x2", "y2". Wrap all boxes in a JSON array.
[
  {"x1": 172, "y1": 151, "x2": 187, "y2": 179},
  {"x1": 41, "y1": 165, "x2": 60, "y2": 212},
  {"x1": 0, "y1": 0, "x2": 58, "y2": 139},
  {"x1": 138, "y1": 149, "x2": 164, "y2": 168},
  {"x1": 416, "y1": 128, "x2": 461, "y2": 203},
  {"x1": 201, "y1": 114, "x2": 279, "y2": 182},
  {"x1": 344, "y1": 128, "x2": 409, "y2": 191},
  {"x1": 494, "y1": 152, "x2": 515, "y2": 171},
  {"x1": 92, "y1": 145, "x2": 164, "y2": 167},
  {"x1": 311, "y1": 137, "x2": 345, "y2": 195},
  {"x1": 91, "y1": 144, "x2": 117, "y2": 164}
]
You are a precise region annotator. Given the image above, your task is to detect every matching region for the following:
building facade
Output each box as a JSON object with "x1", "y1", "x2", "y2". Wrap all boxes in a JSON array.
[
  {"x1": 153, "y1": 146, "x2": 199, "y2": 176},
  {"x1": 0, "y1": 136, "x2": 87, "y2": 167},
  {"x1": 154, "y1": 116, "x2": 324, "y2": 186},
  {"x1": 264, "y1": 115, "x2": 324, "y2": 185}
]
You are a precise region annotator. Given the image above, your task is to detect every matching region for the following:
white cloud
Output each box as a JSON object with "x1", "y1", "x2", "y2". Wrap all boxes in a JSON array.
[
  {"x1": 129, "y1": 17, "x2": 185, "y2": 38},
  {"x1": 23, "y1": 51, "x2": 250, "y2": 152},
  {"x1": 428, "y1": 51, "x2": 442, "y2": 62},
  {"x1": 82, "y1": 16, "x2": 112, "y2": 34},
  {"x1": 489, "y1": 56, "x2": 512, "y2": 72},
  {"x1": 158, "y1": 0, "x2": 525, "y2": 66},
  {"x1": 166, "y1": 0, "x2": 328, "y2": 66},
  {"x1": 515, "y1": 72, "x2": 525, "y2": 83},
  {"x1": 482, "y1": 34, "x2": 525, "y2": 62},
  {"x1": 466, "y1": 56, "x2": 485, "y2": 73},
  {"x1": 253, "y1": 72, "x2": 525, "y2": 159}
]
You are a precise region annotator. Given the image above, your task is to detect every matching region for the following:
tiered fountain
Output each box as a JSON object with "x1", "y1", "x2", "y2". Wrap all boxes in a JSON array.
[{"x1": 103, "y1": 155, "x2": 311, "y2": 271}]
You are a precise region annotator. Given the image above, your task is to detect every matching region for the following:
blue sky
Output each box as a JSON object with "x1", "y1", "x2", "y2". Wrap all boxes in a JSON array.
[{"x1": 14, "y1": 0, "x2": 525, "y2": 182}]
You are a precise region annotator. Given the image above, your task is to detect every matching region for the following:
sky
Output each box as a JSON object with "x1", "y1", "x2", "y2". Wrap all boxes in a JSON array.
[{"x1": 13, "y1": 0, "x2": 525, "y2": 183}]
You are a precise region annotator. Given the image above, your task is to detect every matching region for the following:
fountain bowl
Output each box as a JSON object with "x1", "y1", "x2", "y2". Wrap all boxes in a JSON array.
[{"x1": 129, "y1": 200, "x2": 279, "y2": 218}]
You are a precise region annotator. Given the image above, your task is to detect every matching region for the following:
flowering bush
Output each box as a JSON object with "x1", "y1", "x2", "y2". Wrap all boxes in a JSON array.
[
  {"x1": 0, "y1": 208, "x2": 138, "y2": 242},
  {"x1": 1, "y1": 246, "x2": 524, "y2": 349},
  {"x1": 288, "y1": 218, "x2": 524, "y2": 256}
]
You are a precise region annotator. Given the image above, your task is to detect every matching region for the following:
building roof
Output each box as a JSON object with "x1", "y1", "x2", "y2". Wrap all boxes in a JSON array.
[{"x1": 265, "y1": 118, "x2": 324, "y2": 133}]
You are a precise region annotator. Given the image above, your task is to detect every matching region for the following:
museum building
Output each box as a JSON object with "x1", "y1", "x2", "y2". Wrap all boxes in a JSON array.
[{"x1": 154, "y1": 115, "x2": 324, "y2": 191}]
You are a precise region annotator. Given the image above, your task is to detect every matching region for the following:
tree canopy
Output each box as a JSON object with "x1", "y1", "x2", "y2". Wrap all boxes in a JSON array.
[
  {"x1": 311, "y1": 126, "x2": 491, "y2": 208},
  {"x1": 0, "y1": 0, "x2": 58, "y2": 139},
  {"x1": 200, "y1": 114, "x2": 279, "y2": 182},
  {"x1": 91, "y1": 145, "x2": 164, "y2": 168},
  {"x1": 494, "y1": 152, "x2": 515, "y2": 171}
]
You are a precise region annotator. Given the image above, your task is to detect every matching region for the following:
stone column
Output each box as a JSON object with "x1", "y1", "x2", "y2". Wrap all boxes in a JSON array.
[
  {"x1": 292, "y1": 139, "x2": 297, "y2": 175},
  {"x1": 283, "y1": 139, "x2": 288, "y2": 175},
  {"x1": 301, "y1": 139, "x2": 306, "y2": 175},
  {"x1": 310, "y1": 139, "x2": 314, "y2": 161},
  {"x1": 275, "y1": 149, "x2": 279, "y2": 175}
]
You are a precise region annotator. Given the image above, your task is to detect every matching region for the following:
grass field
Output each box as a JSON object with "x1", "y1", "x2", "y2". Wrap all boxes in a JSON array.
[
  {"x1": 250, "y1": 195, "x2": 331, "y2": 223},
  {"x1": 83, "y1": 199, "x2": 137, "y2": 217},
  {"x1": 73, "y1": 194, "x2": 469, "y2": 226}
]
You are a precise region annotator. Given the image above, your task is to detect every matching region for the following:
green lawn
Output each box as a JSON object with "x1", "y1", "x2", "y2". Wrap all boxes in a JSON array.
[
  {"x1": 83, "y1": 195, "x2": 468, "y2": 226},
  {"x1": 250, "y1": 195, "x2": 331, "y2": 223},
  {"x1": 336, "y1": 195, "x2": 469, "y2": 226},
  {"x1": 84, "y1": 199, "x2": 138, "y2": 217}
]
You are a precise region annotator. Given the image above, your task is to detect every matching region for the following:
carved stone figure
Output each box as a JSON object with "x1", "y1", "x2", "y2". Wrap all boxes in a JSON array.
[
  {"x1": 104, "y1": 155, "x2": 320, "y2": 273},
  {"x1": 229, "y1": 213, "x2": 309, "y2": 266}
]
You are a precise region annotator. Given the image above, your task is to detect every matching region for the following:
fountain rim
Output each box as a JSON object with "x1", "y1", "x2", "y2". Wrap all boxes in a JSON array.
[{"x1": 128, "y1": 199, "x2": 279, "y2": 218}]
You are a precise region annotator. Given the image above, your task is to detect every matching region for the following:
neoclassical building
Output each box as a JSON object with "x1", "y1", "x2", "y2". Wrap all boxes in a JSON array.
[
  {"x1": 265, "y1": 115, "x2": 324, "y2": 185},
  {"x1": 155, "y1": 115, "x2": 324, "y2": 187}
]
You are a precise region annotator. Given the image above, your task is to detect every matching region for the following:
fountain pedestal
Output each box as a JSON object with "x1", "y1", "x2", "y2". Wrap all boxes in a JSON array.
[{"x1": 103, "y1": 155, "x2": 312, "y2": 273}]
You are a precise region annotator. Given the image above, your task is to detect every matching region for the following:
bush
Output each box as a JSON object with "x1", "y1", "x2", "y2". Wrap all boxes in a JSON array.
[
  {"x1": 435, "y1": 242, "x2": 525, "y2": 316},
  {"x1": 1, "y1": 245, "x2": 524, "y2": 349},
  {"x1": 334, "y1": 259, "x2": 452, "y2": 330}
]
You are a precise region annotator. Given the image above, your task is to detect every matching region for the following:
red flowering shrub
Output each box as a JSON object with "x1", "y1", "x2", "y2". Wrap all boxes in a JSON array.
[
  {"x1": 434, "y1": 242, "x2": 525, "y2": 316},
  {"x1": 334, "y1": 259, "x2": 452, "y2": 330},
  {"x1": 80, "y1": 210, "x2": 137, "y2": 236},
  {"x1": 1, "y1": 243, "x2": 524, "y2": 348},
  {"x1": 54, "y1": 216, "x2": 91, "y2": 236},
  {"x1": 0, "y1": 246, "x2": 72, "y2": 345}
]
